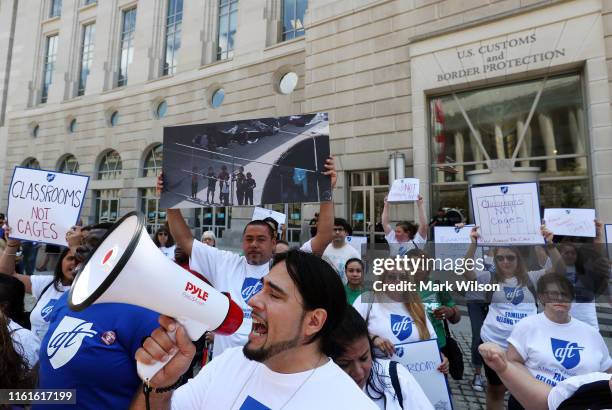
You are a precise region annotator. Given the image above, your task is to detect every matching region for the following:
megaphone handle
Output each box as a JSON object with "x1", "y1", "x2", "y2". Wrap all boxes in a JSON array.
[{"x1": 136, "y1": 329, "x2": 177, "y2": 382}]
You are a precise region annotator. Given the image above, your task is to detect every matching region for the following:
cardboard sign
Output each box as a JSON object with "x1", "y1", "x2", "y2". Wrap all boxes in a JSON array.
[
  {"x1": 252, "y1": 207, "x2": 286, "y2": 233},
  {"x1": 345, "y1": 235, "x2": 367, "y2": 255},
  {"x1": 543, "y1": 208, "x2": 596, "y2": 237},
  {"x1": 392, "y1": 338, "x2": 453, "y2": 410},
  {"x1": 160, "y1": 113, "x2": 331, "y2": 208},
  {"x1": 471, "y1": 182, "x2": 543, "y2": 245},
  {"x1": 7, "y1": 167, "x2": 89, "y2": 246},
  {"x1": 388, "y1": 178, "x2": 420, "y2": 202},
  {"x1": 605, "y1": 224, "x2": 612, "y2": 260},
  {"x1": 434, "y1": 225, "x2": 474, "y2": 261}
]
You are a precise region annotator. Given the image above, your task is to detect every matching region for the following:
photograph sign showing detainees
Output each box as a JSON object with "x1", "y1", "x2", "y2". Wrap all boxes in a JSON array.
[{"x1": 160, "y1": 113, "x2": 331, "y2": 209}]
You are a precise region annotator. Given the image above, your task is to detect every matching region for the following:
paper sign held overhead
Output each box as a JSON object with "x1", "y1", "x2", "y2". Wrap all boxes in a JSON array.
[
  {"x1": 388, "y1": 178, "x2": 420, "y2": 202},
  {"x1": 7, "y1": 167, "x2": 89, "y2": 246},
  {"x1": 543, "y1": 208, "x2": 596, "y2": 238},
  {"x1": 434, "y1": 225, "x2": 474, "y2": 262},
  {"x1": 345, "y1": 236, "x2": 367, "y2": 255},
  {"x1": 471, "y1": 182, "x2": 543, "y2": 245},
  {"x1": 251, "y1": 207, "x2": 286, "y2": 233}
]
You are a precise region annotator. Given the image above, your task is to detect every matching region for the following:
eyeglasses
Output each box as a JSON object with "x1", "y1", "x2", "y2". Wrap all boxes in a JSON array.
[
  {"x1": 542, "y1": 290, "x2": 571, "y2": 301},
  {"x1": 495, "y1": 255, "x2": 517, "y2": 262},
  {"x1": 333, "y1": 227, "x2": 345, "y2": 232},
  {"x1": 158, "y1": 232, "x2": 168, "y2": 236}
]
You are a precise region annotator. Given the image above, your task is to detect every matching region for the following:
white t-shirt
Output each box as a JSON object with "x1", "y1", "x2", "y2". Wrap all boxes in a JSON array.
[
  {"x1": 385, "y1": 230, "x2": 426, "y2": 256},
  {"x1": 171, "y1": 347, "x2": 378, "y2": 410},
  {"x1": 353, "y1": 293, "x2": 436, "y2": 349},
  {"x1": 30, "y1": 275, "x2": 70, "y2": 342},
  {"x1": 190, "y1": 239, "x2": 312, "y2": 358},
  {"x1": 322, "y1": 243, "x2": 360, "y2": 283},
  {"x1": 368, "y1": 359, "x2": 433, "y2": 410},
  {"x1": 159, "y1": 245, "x2": 176, "y2": 260},
  {"x1": 547, "y1": 372, "x2": 612, "y2": 410},
  {"x1": 478, "y1": 269, "x2": 544, "y2": 349},
  {"x1": 8, "y1": 319, "x2": 40, "y2": 369},
  {"x1": 508, "y1": 313, "x2": 612, "y2": 387}
]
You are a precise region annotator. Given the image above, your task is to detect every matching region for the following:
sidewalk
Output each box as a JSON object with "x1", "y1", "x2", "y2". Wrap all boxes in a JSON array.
[{"x1": 446, "y1": 329, "x2": 487, "y2": 410}]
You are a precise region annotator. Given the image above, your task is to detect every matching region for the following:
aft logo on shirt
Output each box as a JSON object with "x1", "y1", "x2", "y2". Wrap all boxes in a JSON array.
[
  {"x1": 551, "y1": 338, "x2": 584, "y2": 370},
  {"x1": 503, "y1": 287, "x2": 524, "y2": 305},
  {"x1": 40, "y1": 298, "x2": 58, "y2": 322},
  {"x1": 390, "y1": 314, "x2": 413, "y2": 341},
  {"x1": 241, "y1": 278, "x2": 263, "y2": 303},
  {"x1": 240, "y1": 396, "x2": 271, "y2": 410},
  {"x1": 46, "y1": 316, "x2": 97, "y2": 369}
]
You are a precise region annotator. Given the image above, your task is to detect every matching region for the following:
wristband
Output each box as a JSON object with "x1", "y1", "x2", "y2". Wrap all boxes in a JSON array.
[{"x1": 154, "y1": 377, "x2": 183, "y2": 393}]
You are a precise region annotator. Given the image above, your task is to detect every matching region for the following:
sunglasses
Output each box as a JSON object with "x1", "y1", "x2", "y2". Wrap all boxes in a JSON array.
[{"x1": 495, "y1": 254, "x2": 517, "y2": 262}]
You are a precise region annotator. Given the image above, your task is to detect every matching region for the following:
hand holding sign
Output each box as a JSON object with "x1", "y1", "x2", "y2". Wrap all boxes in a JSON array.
[
  {"x1": 251, "y1": 207, "x2": 286, "y2": 233},
  {"x1": 7, "y1": 167, "x2": 89, "y2": 246},
  {"x1": 388, "y1": 178, "x2": 420, "y2": 202}
]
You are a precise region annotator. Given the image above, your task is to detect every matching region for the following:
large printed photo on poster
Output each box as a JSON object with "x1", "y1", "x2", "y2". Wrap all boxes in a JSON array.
[{"x1": 160, "y1": 113, "x2": 331, "y2": 208}]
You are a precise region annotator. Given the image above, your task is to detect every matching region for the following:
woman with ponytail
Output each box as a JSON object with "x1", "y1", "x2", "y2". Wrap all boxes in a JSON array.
[{"x1": 352, "y1": 266, "x2": 449, "y2": 375}]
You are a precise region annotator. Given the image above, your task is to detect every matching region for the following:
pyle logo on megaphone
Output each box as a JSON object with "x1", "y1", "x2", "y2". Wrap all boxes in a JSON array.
[
  {"x1": 99, "y1": 246, "x2": 119, "y2": 274},
  {"x1": 183, "y1": 281, "x2": 209, "y2": 305}
]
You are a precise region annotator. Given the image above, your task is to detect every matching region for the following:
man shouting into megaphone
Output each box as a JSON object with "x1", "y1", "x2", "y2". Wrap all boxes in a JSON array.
[{"x1": 131, "y1": 250, "x2": 377, "y2": 409}]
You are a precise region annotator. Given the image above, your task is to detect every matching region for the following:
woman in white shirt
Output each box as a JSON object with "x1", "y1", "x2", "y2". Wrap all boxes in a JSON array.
[
  {"x1": 331, "y1": 305, "x2": 434, "y2": 410},
  {"x1": 381, "y1": 195, "x2": 428, "y2": 255},
  {"x1": 0, "y1": 235, "x2": 76, "y2": 342},
  {"x1": 153, "y1": 226, "x2": 176, "y2": 259},
  {"x1": 506, "y1": 272, "x2": 612, "y2": 409},
  {"x1": 463, "y1": 225, "x2": 564, "y2": 410}
]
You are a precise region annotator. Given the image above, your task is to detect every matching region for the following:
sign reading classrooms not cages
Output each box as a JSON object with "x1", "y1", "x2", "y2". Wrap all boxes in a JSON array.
[{"x1": 160, "y1": 113, "x2": 332, "y2": 209}]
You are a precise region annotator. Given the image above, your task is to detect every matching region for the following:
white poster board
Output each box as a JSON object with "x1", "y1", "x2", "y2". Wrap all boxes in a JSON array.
[
  {"x1": 392, "y1": 338, "x2": 453, "y2": 410},
  {"x1": 434, "y1": 225, "x2": 474, "y2": 261},
  {"x1": 252, "y1": 207, "x2": 286, "y2": 233},
  {"x1": 543, "y1": 208, "x2": 596, "y2": 237},
  {"x1": 388, "y1": 178, "x2": 420, "y2": 202},
  {"x1": 471, "y1": 182, "x2": 543, "y2": 245},
  {"x1": 345, "y1": 236, "x2": 367, "y2": 255},
  {"x1": 605, "y1": 224, "x2": 612, "y2": 260},
  {"x1": 7, "y1": 167, "x2": 89, "y2": 246}
]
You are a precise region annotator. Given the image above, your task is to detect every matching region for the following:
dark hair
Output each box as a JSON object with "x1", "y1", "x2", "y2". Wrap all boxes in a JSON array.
[
  {"x1": 153, "y1": 227, "x2": 175, "y2": 247},
  {"x1": 243, "y1": 220, "x2": 275, "y2": 239},
  {"x1": 329, "y1": 306, "x2": 390, "y2": 403},
  {"x1": 272, "y1": 250, "x2": 346, "y2": 355},
  {"x1": 0, "y1": 275, "x2": 27, "y2": 328},
  {"x1": 263, "y1": 217, "x2": 279, "y2": 233},
  {"x1": 537, "y1": 273, "x2": 575, "y2": 302},
  {"x1": 52, "y1": 247, "x2": 72, "y2": 292},
  {"x1": 395, "y1": 221, "x2": 417, "y2": 238},
  {"x1": 0, "y1": 312, "x2": 35, "y2": 390},
  {"x1": 334, "y1": 218, "x2": 352, "y2": 235},
  {"x1": 0, "y1": 213, "x2": 4, "y2": 219},
  {"x1": 276, "y1": 239, "x2": 289, "y2": 247},
  {"x1": 345, "y1": 258, "x2": 364, "y2": 271}
]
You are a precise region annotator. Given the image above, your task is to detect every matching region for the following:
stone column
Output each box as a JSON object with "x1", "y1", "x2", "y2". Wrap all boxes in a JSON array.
[
  {"x1": 516, "y1": 118, "x2": 532, "y2": 167},
  {"x1": 537, "y1": 113, "x2": 558, "y2": 172},
  {"x1": 471, "y1": 130, "x2": 484, "y2": 170},
  {"x1": 494, "y1": 123, "x2": 505, "y2": 159},
  {"x1": 454, "y1": 131, "x2": 464, "y2": 181},
  {"x1": 568, "y1": 109, "x2": 588, "y2": 171}
]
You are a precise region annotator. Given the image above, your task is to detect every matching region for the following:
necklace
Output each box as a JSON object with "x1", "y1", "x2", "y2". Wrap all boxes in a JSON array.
[{"x1": 229, "y1": 354, "x2": 326, "y2": 410}]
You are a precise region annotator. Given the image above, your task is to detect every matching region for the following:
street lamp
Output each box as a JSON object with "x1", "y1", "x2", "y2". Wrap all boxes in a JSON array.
[{"x1": 388, "y1": 152, "x2": 405, "y2": 183}]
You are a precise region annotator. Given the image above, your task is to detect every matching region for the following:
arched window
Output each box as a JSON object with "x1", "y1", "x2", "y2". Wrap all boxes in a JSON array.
[
  {"x1": 58, "y1": 154, "x2": 79, "y2": 174},
  {"x1": 22, "y1": 158, "x2": 41, "y2": 169},
  {"x1": 143, "y1": 144, "x2": 163, "y2": 177},
  {"x1": 98, "y1": 150, "x2": 122, "y2": 180}
]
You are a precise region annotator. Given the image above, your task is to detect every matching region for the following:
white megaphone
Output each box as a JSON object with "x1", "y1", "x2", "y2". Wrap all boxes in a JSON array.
[{"x1": 67, "y1": 211, "x2": 243, "y2": 382}]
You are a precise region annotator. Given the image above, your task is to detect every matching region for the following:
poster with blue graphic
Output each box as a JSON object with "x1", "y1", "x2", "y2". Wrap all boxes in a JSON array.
[
  {"x1": 391, "y1": 338, "x2": 453, "y2": 410},
  {"x1": 470, "y1": 182, "x2": 543, "y2": 245},
  {"x1": 7, "y1": 167, "x2": 89, "y2": 246}
]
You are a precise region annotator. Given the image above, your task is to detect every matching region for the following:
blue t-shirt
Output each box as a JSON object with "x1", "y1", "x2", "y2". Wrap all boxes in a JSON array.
[{"x1": 36, "y1": 292, "x2": 159, "y2": 410}]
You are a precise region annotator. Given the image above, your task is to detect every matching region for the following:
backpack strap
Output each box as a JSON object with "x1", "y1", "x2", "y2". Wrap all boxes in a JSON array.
[
  {"x1": 389, "y1": 361, "x2": 404, "y2": 409},
  {"x1": 30, "y1": 279, "x2": 55, "y2": 312}
]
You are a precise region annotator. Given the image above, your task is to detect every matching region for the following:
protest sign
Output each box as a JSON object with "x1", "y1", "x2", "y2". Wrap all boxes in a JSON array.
[
  {"x1": 392, "y1": 338, "x2": 453, "y2": 410},
  {"x1": 605, "y1": 224, "x2": 612, "y2": 260},
  {"x1": 252, "y1": 207, "x2": 286, "y2": 233},
  {"x1": 161, "y1": 113, "x2": 331, "y2": 208},
  {"x1": 7, "y1": 167, "x2": 89, "y2": 246},
  {"x1": 471, "y1": 182, "x2": 543, "y2": 245},
  {"x1": 345, "y1": 236, "x2": 367, "y2": 255},
  {"x1": 388, "y1": 178, "x2": 420, "y2": 202},
  {"x1": 434, "y1": 225, "x2": 474, "y2": 261},
  {"x1": 543, "y1": 208, "x2": 596, "y2": 237}
]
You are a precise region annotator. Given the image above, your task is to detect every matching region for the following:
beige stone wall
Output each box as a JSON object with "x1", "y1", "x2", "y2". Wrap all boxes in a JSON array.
[{"x1": 2, "y1": 0, "x2": 610, "y2": 227}]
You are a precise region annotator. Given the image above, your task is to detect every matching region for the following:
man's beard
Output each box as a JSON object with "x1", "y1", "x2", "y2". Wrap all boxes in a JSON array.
[{"x1": 243, "y1": 314, "x2": 304, "y2": 362}]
